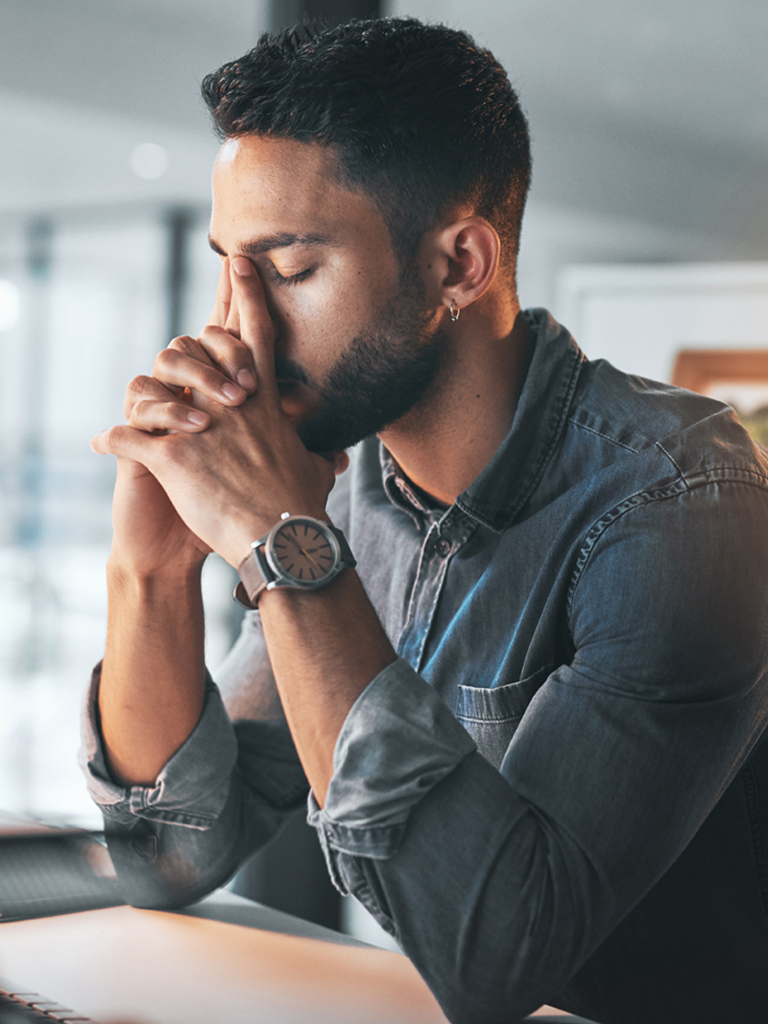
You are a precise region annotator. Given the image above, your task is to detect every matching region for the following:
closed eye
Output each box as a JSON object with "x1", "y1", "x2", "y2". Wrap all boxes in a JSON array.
[{"x1": 271, "y1": 266, "x2": 315, "y2": 287}]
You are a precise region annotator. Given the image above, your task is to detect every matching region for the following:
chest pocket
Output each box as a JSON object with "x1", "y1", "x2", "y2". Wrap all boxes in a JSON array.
[{"x1": 455, "y1": 666, "x2": 552, "y2": 769}]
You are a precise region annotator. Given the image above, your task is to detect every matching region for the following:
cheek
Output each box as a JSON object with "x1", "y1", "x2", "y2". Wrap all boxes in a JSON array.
[{"x1": 275, "y1": 276, "x2": 378, "y2": 345}]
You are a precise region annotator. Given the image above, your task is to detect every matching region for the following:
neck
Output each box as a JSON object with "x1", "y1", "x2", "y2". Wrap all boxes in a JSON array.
[{"x1": 378, "y1": 300, "x2": 531, "y2": 508}]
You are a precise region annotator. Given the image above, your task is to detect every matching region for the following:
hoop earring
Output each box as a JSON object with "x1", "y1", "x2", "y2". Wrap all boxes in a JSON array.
[{"x1": 449, "y1": 298, "x2": 461, "y2": 322}]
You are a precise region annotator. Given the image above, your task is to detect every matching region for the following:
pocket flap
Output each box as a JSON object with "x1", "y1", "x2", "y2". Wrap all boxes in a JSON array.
[{"x1": 456, "y1": 665, "x2": 552, "y2": 723}]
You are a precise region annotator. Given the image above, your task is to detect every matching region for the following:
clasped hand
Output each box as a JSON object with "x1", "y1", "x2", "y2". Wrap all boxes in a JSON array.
[{"x1": 91, "y1": 256, "x2": 348, "y2": 572}]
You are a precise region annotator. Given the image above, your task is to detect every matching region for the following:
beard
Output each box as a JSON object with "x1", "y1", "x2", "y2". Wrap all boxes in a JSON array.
[{"x1": 282, "y1": 276, "x2": 448, "y2": 454}]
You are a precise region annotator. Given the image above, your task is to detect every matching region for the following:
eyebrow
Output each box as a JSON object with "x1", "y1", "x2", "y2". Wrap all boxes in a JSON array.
[{"x1": 207, "y1": 232, "x2": 334, "y2": 258}]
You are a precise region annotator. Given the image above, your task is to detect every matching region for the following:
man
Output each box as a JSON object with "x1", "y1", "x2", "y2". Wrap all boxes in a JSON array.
[{"x1": 82, "y1": 17, "x2": 768, "y2": 1024}]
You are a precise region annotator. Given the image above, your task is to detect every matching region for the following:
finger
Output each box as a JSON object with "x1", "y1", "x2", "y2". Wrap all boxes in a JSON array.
[
  {"x1": 332, "y1": 451, "x2": 350, "y2": 476},
  {"x1": 230, "y1": 257, "x2": 279, "y2": 402},
  {"x1": 154, "y1": 345, "x2": 248, "y2": 406},
  {"x1": 317, "y1": 449, "x2": 350, "y2": 475},
  {"x1": 129, "y1": 397, "x2": 209, "y2": 433},
  {"x1": 123, "y1": 374, "x2": 182, "y2": 421},
  {"x1": 91, "y1": 424, "x2": 158, "y2": 464},
  {"x1": 194, "y1": 325, "x2": 257, "y2": 393},
  {"x1": 207, "y1": 256, "x2": 232, "y2": 329},
  {"x1": 166, "y1": 333, "x2": 254, "y2": 396}
]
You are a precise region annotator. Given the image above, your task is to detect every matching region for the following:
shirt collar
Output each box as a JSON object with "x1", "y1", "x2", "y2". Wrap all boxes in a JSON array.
[
  {"x1": 380, "y1": 445, "x2": 439, "y2": 527},
  {"x1": 379, "y1": 309, "x2": 585, "y2": 533}
]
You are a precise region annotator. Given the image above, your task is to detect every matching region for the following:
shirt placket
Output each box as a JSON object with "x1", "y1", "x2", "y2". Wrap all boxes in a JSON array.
[{"x1": 397, "y1": 509, "x2": 475, "y2": 673}]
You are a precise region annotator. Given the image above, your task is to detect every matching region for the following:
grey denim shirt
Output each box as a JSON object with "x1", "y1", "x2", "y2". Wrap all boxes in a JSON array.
[{"x1": 81, "y1": 310, "x2": 768, "y2": 1024}]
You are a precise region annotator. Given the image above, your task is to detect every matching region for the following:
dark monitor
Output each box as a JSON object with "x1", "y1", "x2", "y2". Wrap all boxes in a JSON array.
[{"x1": 0, "y1": 813, "x2": 124, "y2": 923}]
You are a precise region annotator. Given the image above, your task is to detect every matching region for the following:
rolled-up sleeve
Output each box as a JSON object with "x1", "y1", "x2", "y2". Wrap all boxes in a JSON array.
[
  {"x1": 80, "y1": 663, "x2": 238, "y2": 829},
  {"x1": 308, "y1": 658, "x2": 476, "y2": 865},
  {"x1": 79, "y1": 657, "x2": 306, "y2": 909}
]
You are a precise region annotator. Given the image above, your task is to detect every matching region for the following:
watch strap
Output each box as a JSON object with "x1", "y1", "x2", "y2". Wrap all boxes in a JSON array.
[
  {"x1": 234, "y1": 550, "x2": 271, "y2": 610},
  {"x1": 329, "y1": 523, "x2": 355, "y2": 568}
]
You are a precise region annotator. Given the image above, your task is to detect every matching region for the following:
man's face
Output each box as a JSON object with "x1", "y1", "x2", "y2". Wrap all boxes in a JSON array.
[{"x1": 209, "y1": 135, "x2": 446, "y2": 452}]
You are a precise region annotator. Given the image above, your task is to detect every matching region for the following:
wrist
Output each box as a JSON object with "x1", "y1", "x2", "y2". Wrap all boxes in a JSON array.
[{"x1": 106, "y1": 553, "x2": 204, "y2": 595}]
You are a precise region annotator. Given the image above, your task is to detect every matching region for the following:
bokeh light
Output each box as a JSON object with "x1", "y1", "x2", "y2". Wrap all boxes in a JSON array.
[{"x1": 130, "y1": 142, "x2": 169, "y2": 180}]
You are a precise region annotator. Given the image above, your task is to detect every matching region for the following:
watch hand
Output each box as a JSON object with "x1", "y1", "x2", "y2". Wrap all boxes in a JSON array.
[
  {"x1": 299, "y1": 546, "x2": 322, "y2": 569},
  {"x1": 285, "y1": 533, "x2": 322, "y2": 570}
]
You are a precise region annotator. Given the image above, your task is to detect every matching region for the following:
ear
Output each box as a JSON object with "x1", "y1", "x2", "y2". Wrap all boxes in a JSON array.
[{"x1": 433, "y1": 217, "x2": 500, "y2": 319}]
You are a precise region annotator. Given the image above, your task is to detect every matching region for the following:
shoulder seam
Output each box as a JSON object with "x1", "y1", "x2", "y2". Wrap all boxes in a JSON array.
[
  {"x1": 566, "y1": 470, "x2": 768, "y2": 622},
  {"x1": 656, "y1": 442, "x2": 692, "y2": 491},
  {"x1": 567, "y1": 417, "x2": 640, "y2": 453}
]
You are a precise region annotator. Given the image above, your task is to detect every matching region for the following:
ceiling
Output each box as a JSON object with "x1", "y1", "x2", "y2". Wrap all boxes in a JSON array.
[{"x1": 1, "y1": 0, "x2": 766, "y2": 254}]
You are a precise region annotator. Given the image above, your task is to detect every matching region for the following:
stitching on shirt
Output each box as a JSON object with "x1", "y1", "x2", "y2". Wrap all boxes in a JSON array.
[
  {"x1": 455, "y1": 712, "x2": 523, "y2": 725},
  {"x1": 567, "y1": 418, "x2": 639, "y2": 453},
  {"x1": 134, "y1": 808, "x2": 218, "y2": 828},
  {"x1": 741, "y1": 760, "x2": 768, "y2": 916},
  {"x1": 566, "y1": 470, "x2": 768, "y2": 621},
  {"x1": 656, "y1": 442, "x2": 692, "y2": 490}
]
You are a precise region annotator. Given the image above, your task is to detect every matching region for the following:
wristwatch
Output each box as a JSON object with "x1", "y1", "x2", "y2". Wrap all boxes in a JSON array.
[{"x1": 234, "y1": 513, "x2": 356, "y2": 609}]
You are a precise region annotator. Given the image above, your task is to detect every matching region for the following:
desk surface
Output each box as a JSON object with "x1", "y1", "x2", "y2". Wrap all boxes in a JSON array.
[{"x1": 0, "y1": 891, "x2": 589, "y2": 1023}]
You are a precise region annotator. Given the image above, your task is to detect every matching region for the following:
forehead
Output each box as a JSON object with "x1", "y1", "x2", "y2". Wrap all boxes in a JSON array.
[{"x1": 210, "y1": 135, "x2": 383, "y2": 245}]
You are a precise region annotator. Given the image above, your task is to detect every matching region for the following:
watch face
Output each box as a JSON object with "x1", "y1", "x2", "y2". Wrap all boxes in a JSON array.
[{"x1": 268, "y1": 518, "x2": 339, "y2": 586}]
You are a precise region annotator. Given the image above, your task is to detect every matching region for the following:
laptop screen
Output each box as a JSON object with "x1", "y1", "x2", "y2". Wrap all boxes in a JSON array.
[{"x1": 0, "y1": 813, "x2": 124, "y2": 923}]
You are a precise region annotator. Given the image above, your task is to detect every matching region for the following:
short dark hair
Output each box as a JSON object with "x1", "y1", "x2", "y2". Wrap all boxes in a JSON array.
[{"x1": 201, "y1": 17, "x2": 531, "y2": 276}]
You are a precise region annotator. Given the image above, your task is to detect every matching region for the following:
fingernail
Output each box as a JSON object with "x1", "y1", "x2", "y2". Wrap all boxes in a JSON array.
[
  {"x1": 186, "y1": 410, "x2": 208, "y2": 425},
  {"x1": 221, "y1": 381, "x2": 244, "y2": 401},
  {"x1": 237, "y1": 369, "x2": 256, "y2": 390},
  {"x1": 232, "y1": 257, "x2": 253, "y2": 277}
]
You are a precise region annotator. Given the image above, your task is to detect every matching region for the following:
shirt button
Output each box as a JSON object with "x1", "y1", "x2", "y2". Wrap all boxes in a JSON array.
[{"x1": 436, "y1": 539, "x2": 451, "y2": 557}]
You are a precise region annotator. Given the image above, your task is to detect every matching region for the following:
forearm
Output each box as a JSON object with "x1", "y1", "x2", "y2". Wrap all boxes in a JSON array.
[
  {"x1": 258, "y1": 568, "x2": 397, "y2": 806},
  {"x1": 99, "y1": 557, "x2": 206, "y2": 787}
]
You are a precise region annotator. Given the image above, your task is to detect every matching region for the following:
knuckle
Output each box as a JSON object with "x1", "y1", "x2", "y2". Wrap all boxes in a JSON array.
[
  {"x1": 196, "y1": 325, "x2": 218, "y2": 343},
  {"x1": 201, "y1": 324, "x2": 245, "y2": 357},
  {"x1": 124, "y1": 376, "x2": 155, "y2": 416},
  {"x1": 105, "y1": 425, "x2": 123, "y2": 447},
  {"x1": 129, "y1": 398, "x2": 154, "y2": 423},
  {"x1": 153, "y1": 349, "x2": 171, "y2": 373},
  {"x1": 167, "y1": 334, "x2": 195, "y2": 354},
  {"x1": 166, "y1": 400, "x2": 192, "y2": 425},
  {"x1": 127, "y1": 374, "x2": 154, "y2": 396},
  {"x1": 130, "y1": 397, "x2": 187, "y2": 431},
  {"x1": 153, "y1": 347, "x2": 182, "y2": 376}
]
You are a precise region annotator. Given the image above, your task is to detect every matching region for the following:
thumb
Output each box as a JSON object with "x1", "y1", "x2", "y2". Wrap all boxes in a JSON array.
[
  {"x1": 318, "y1": 449, "x2": 350, "y2": 476},
  {"x1": 332, "y1": 450, "x2": 350, "y2": 476}
]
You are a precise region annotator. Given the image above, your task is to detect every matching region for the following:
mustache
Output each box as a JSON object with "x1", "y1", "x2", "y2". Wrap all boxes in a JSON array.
[{"x1": 273, "y1": 354, "x2": 311, "y2": 387}]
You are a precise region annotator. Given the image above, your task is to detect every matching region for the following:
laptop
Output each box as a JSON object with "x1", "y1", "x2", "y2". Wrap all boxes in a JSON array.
[
  {"x1": 0, "y1": 813, "x2": 124, "y2": 923},
  {"x1": 0, "y1": 812, "x2": 125, "y2": 1022}
]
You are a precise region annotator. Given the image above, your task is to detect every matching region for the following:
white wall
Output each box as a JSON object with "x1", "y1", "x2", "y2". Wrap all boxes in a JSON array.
[{"x1": 557, "y1": 262, "x2": 768, "y2": 382}]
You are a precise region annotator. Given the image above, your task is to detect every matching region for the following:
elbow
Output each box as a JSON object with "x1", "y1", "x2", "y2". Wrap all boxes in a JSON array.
[
  {"x1": 399, "y1": 882, "x2": 596, "y2": 1024},
  {"x1": 105, "y1": 821, "x2": 234, "y2": 911},
  {"x1": 422, "y1": 955, "x2": 553, "y2": 1024}
]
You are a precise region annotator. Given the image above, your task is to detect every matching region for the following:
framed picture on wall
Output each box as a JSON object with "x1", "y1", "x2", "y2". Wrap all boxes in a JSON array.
[{"x1": 672, "y1": 349, "x2": 768, "y2": 446}]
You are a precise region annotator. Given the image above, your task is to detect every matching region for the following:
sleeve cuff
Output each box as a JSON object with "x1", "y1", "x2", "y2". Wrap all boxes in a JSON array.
[
  {"x1": 78, "y1": 662, "x2": 238, "y2": 830},
  {"x1": 308, "y1": 658, "x2": 476, "y2": 863}
]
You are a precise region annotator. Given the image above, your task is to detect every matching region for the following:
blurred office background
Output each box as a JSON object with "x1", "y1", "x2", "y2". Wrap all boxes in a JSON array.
[{"x1": 1, "y1": 0, "x2": 767, "y2": 943}]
